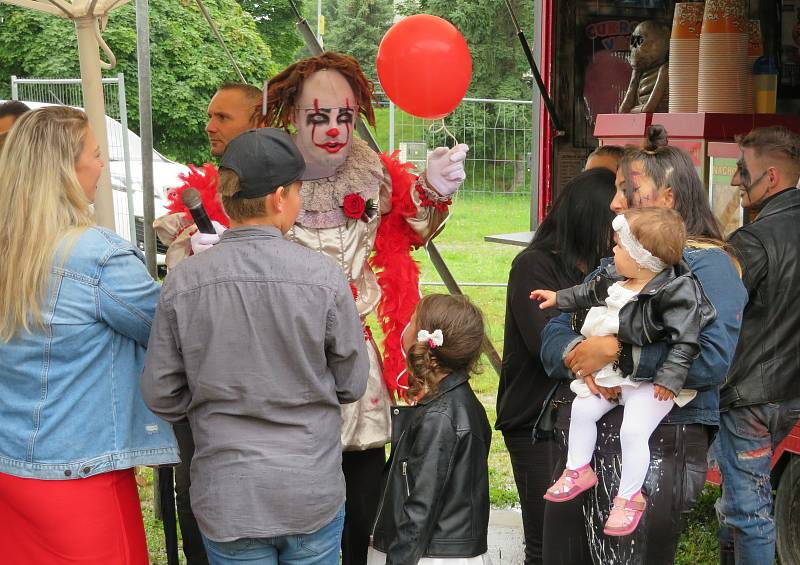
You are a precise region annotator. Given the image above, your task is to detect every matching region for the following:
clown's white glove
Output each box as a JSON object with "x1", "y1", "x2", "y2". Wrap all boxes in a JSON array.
[
  {"x1": 190, "y1": 221, "x2": 227, "y2": 255},
  {"x1": 425, "y1": 143, "x2": 469, "y2": 196}
]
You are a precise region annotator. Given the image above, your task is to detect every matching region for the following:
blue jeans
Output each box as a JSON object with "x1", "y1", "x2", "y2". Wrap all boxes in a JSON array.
[
  {"x1": 710, "y1": 401, "x2": 800, "y2": 565},
  {"x1": 201, "y1": 505, "x2": 345, "y2": 565}
]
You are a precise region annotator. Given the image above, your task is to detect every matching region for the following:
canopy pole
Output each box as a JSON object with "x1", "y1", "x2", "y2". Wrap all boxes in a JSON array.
[
  {"x1": 75, "y1": 16, "x2": 115, "y2": 230},
  {"x1": 136, "y1": 0, "x2": 157, "y2": 278}
]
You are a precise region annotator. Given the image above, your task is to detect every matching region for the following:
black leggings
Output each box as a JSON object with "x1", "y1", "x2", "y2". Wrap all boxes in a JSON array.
[
  {"x1": 173, "y1": 422, "x2": 210, "y2": 565},
  {"x1": 342, "y1": 447, "x2": 386, "y2": 565},
  {"x1": 542, "y1": 407, "x2": 710, "y2": 565},
  {"x1": 503, "y1": 433, "x2": 559, "y2": 565}
]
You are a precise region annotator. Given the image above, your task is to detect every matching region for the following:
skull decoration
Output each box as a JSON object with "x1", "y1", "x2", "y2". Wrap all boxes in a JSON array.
[
  {"x1": 629, "y1": 21, "x2": 670, "y2": 72},
  {"x1": 619, "y1": 20, "x2": 670, "y2": 114}
]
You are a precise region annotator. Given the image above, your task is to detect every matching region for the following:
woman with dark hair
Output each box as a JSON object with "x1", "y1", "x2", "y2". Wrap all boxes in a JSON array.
[
  {"x1": 540, "y1": 126, "x2": 747, "y2": 565},
  {"x1": 496, "y1": 168, "x2": 616, "y2": 564}
]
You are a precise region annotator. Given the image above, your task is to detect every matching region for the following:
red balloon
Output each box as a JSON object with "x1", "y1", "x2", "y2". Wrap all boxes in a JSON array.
[{"x1": 376, "y1": 15, "x2": 472, "y2": 120}]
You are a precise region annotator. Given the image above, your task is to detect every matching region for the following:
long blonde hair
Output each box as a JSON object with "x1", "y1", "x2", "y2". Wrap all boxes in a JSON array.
[{"x1": 0, "y1": 106, "x2": 95, "y2": 340}]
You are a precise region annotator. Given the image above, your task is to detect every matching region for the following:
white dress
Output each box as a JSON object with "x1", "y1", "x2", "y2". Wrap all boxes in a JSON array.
[{"x1": 570, "y1": 282, "x2": 696, "y2": 407}]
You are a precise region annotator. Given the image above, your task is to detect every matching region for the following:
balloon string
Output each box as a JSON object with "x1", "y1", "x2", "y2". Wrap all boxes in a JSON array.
[{"x1": 427, "y1": 119, "x2": 459, "y2": 147}]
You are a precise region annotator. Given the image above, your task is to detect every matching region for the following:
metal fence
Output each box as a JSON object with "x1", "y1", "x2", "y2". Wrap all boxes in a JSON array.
[
  {"x1": 11, "y1": 75, "x2": 137, "y2": 244},
  {"x1": 12, "y1": 75, "x2": 127, "y2": 121},
  {"x1": 374, "y1": 90, "x2": 534, "y2": 196}
]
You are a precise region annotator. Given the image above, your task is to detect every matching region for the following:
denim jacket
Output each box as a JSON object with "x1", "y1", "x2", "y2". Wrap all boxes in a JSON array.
[
  {"x1": 541, "y1": 246, "x2": 746, "y2": 426},
  {"x1": 0, "y1": 228, "x2": 178, "y2": 480}
]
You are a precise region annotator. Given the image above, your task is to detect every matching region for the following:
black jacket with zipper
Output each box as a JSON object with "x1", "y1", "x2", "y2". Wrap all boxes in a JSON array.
[
  {"x1": 371, "y1": 370, "x2": 491, "y2": 564},
  {"x1": 722, "y1": 188, "x2": 800, "y2": 409},
  {"x1": 558, "y1": 261, "x2": 716, "y2": 396}
]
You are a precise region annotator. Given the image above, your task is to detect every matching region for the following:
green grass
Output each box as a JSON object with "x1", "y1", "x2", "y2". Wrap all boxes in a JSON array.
[
  {"x1": 676, "y1": 485, "x2": 721, "y2": 565},
  {"x1": 137, "y1": 469, "x2": 176, "y2": 565},
  {"x1": 368, "y1": 108, "x2": 533, "y2": 194},
  {"x1": 137, "y1": 194, "x2": 719, "y2": 563},
  {"x1": 411, "y1": 194, "x2": 530, "y2": 508},
  {"x1": 370, "y1": 105, "x2": 417, "y2": 152}
]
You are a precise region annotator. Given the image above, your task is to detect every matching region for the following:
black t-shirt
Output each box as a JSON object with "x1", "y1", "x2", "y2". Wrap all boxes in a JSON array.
[{"x1": 495, "y1": 247, "x2": 581, "y2": 434}]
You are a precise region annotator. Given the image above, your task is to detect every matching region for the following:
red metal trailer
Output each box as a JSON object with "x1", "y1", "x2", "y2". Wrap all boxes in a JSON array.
[{"x1": 531, "y1": 1, "x2": 800, "y2": 561}]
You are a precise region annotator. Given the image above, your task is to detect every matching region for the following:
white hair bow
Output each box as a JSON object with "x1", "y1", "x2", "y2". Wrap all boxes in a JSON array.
[
  {"x1": 612, "y1": 214, "x2": 666, "y2": 273},
  {"x1": 417, "y1": 329, "x2": 444, "y2": 348}
]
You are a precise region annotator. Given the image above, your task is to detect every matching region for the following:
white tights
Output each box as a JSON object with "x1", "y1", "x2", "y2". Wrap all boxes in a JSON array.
[{"x1": 566, "y1": 383, "x2": 674, "y2": 500}]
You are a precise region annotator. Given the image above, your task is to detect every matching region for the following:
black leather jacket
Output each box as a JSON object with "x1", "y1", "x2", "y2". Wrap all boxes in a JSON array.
[
  {"x1": 371, "y1": 371, "x2": 491, "y2": 564},
  {"x1": 722, "y1": 188, "x2": 800, "y2": 408},
  {"x1": 557, "y1": 262, "x2": 716, "y2": 396}
]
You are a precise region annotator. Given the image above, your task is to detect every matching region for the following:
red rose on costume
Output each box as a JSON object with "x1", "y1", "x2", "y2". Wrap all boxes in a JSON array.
[{"x1": 343, "y1": 193, "x2": 366, "y2": 219}]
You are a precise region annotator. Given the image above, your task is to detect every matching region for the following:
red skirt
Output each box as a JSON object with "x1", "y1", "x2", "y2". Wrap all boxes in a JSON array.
[{"x1": 0, "y1": 468, "x2": 150, "y2": 564}]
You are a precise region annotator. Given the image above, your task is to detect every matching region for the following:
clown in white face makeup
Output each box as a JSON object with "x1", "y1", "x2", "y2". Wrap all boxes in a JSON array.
[
  {"x1": 158, "y1": 52, "x2": 475, "y2": 559},
  {"x1": 290, "y1": 69, "x2": 358, "y2": 180},
  {"x1": 161, "y1": 52, "x2": 475, "y2": 549}
]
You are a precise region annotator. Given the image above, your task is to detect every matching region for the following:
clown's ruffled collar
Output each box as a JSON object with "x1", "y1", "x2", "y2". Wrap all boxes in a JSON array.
[{"x1": 296, "y1": 136, "x2": 382, "y2": 229}]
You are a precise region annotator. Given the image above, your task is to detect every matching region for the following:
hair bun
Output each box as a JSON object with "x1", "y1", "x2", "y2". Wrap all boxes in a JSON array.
[{"x1": 645, "y1": 124, "x2": 669, "y2": 150}]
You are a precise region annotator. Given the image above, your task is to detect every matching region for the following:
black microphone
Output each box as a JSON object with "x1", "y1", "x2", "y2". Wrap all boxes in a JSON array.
[{"x1": 181, "y1": 188, "x2": 216, "y2": 234}]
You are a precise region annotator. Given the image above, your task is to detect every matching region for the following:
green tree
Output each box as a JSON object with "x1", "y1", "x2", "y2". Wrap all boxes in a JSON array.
[
  {"x1": 0, "y1": 0, "x2": 279, "y2": 164},
  {"x1": 387, "y1": 1, "x2": 534, "y2": 193},
  {"x1": 324, "y1": 0, "x2": 394, "y2": 80},
  {"x1": 235, "y1": 0, "x2": 308, "y2": 67}
]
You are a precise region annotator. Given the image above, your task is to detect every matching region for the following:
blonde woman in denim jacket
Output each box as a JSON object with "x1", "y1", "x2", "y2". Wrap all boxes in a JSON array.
[{"x1": 0, "y1": 106, "x2": 178, "y2": 564}]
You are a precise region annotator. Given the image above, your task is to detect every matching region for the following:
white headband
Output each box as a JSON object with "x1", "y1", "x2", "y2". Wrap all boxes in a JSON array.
[
  {"x1": 612, "y1": 215, "x2": 666, "y2": 273},
  {"x1": 417, "y1": 329, "x2": 444, "y2": 349}
]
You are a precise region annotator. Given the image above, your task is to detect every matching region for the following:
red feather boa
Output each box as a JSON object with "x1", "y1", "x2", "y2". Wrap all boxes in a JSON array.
[
  {"x1": 165, "y1": 163, "x2": 230, "y2": 232},
  {"x1": 371, "y1": 152, "x2": 423, "y2": 395}
]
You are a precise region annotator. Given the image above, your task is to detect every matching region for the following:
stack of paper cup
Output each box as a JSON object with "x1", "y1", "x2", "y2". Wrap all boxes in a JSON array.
[
  {"x1": 669, "y1": 3, "x2": 704, "y2": 113},
  {"x1": 698, "y1": 0, "x2": 749, "y2": 113},
  {"x1": 745, "y1": 20, "x2": 764, "y2": 113}
]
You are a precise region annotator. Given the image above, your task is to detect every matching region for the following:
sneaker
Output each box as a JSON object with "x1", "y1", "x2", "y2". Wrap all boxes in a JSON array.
[
  {"x1": 603, "y1": 491, "x2": 647, "y2": 536},
  {"x1": 543, "y1": 464, "x2": 598, "y2": 502}
]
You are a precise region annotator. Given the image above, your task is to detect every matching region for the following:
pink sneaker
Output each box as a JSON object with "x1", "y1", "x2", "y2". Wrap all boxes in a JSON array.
[
  {"x1": 603, "y1": 492, "x2": 647, "y2": 536},
  {"x1": 543, "y1": 464, "x2": 597, "y2": 502}
]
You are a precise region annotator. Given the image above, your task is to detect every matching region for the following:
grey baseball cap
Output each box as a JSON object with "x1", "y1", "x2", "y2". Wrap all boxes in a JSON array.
[{"x1": 219, "y1": 128, "x2": 306, "y2": 199}]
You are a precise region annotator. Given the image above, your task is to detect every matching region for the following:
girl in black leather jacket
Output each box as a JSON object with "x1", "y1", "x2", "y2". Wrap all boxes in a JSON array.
[
  {"x1": 369, "y1": 294, "x2": 492, "y2": 565},
  {"x1": 531, "y1": 207, "x2": 714, "y2": 538}
]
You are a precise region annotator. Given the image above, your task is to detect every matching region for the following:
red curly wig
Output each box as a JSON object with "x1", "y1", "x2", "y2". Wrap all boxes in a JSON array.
[{"x1": 264, "y1": 51, "x2": 377, "y2": 130}]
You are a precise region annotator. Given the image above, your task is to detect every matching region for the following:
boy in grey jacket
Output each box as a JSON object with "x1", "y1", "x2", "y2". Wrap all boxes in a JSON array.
[{"x1": 142, "y1": 128, "x2": 368, "y2": 564}]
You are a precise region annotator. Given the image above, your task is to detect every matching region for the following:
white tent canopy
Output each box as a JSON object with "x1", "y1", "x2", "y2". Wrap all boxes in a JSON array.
[
  {"x1": 1, "y1": 0, "x2": 135, "y2": 230},
  {"x1": 1, "y1": 0, "x2": 128, "y2": 18},
  {"x1": 0, "y1": 0, "x2": 158, "y2": 273}
]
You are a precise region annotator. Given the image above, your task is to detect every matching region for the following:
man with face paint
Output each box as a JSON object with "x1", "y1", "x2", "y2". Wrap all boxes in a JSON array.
[
  {"x1": 288, "y1": 69, "x2": 357, "y2": 179},
  {"x1": 713, "y1": 126, "x2": 800, "y2": 565},
  {"x1": 158, "y1": 52, "x2": 468, "y2": 565}
]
